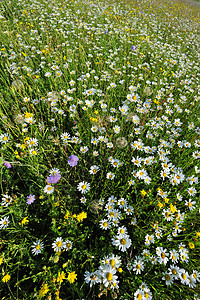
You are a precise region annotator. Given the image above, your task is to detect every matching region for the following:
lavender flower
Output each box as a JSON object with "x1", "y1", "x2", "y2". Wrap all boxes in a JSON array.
[
  {"x1": 27, "y1": 194, "x2": 35, "y2": 205},
  {"x1": 4, "y1": 162, "x2": 11, "y2": 168},
  {"x1": 68, "y1": 155, "x2": 79, "y2": 167},
  {"x1": 47, "y1": 172, "x2": 61, "y2": 184},
  {"x1": 131, "y1": 45, "x2": 136, "y2": 51}
]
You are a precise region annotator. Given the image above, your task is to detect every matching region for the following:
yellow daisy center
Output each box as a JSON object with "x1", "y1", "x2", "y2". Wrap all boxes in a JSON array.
[
  {"x1": 120, "y1": 238, "x2": 126, "y2": 245},
  {"x1": 106, "y1": 272, "x2": 113, "y2": 281},
  {"x1": 110, "y1": 259, "x2": 115, "y2": 267},
  {"x1": 56, "y1": 241, "x2": 62, "y2": 248}
]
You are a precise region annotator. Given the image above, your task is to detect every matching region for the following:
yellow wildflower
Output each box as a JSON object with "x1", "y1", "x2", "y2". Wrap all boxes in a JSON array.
[
  {"x1": 39, "y1": 283, "x2": 49, "y2": 297},
  {"x1": 57, "y1": 271, "x2": 66, "y2": 285},
  {"x1": 189, "y1": 242, "x2": 195, "y2": 249},
  {"x1": 0, "y1": 257, "x2": 3, "y2": 265},
  {"x1": 170, "y1": 203, "x2": 177, "y2": 213},
  {"x1": 20, "y1": 216, "x2": 29, "y2": 226},
  {"x1": 196, "y1": 232, "x2": 200, "y2": 238},
  {"x1": 25, "y1": 112, "x2": 33, "y2": 119},
  {"x1": 157, "y1": 202, "x2": 163, "y2": 209},
  {"x1": 67, "y1": 271, "x2": 77, "y2": 283},
  {"x1": 64, "y1": 211, "x2": 70, "y2": 219},
  {"x1": 140, "y1": 190, "x2": 147, "y2": 197},
  {"x1": 2, "y1": 274, "x2": 11, "y2": 283},
  {"x1": 76, "y1": 212, "x2": 87, "y2": 222}
]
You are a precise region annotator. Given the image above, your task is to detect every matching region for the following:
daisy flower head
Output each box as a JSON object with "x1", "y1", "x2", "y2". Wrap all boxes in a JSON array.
[
  {"x1": 134, "y1": 289, "x2": 145, "y2": 300},
  {"x1": 187, "y1": 187, "x2": 197, "y2": 197},
  {"x1": 156, "y1": 247, "x2": 169, "y2": 265},
  {"x1": 100, "y1": 264, "x2": 118, "y2": 288},
  {"x1": 65, "y1": 240, "x2": 73, "y2": 251},
  {"x1": 145, "y1": 234, "x2": 155, "y2": 246},
  {"x1": 0, "y1": 216, "x2": 10, "y2": 229},
  {"x1": 44, "y1": 185, "x2": 54, "y2": 194},
  {"x1": 0, "y1": 133, "x2": 10, "y2": 144},
  {"x1": 113, "y1": 125, "x2": 120, "y2": 134},
  {"x1": 1, "y1": 194, "x2": 12, "y2": 207},
  {"x1": 31, "y1": 239, "x2": 44, "y2": 255},
  {"x1": 117, "y1": 226, "x2": 128, "y2": 235},
  {"x1": 52, "y1": 237, "x2": 66, "y2": 253},
  {"x1": 112, "y1": 233, "x2": 132, "y2": 252},
  {"x1": 77, "y1": 181, "x2": 90, "y2": 194},
  {"x1": 124, "y1": 205, "x2": 134, "y2": 215},
  {"x1": 162, "y1": 272, "x2": 174, "y2": 286},
  {"x1": 118, "y1": 198, "x2": 127, "y2": 209},
  {"x1": 84, "y1": 270, "x2": 101, "y2": 287},
  {"x1": 99, "y1": 219, "x2": 111, "y2": 230},
  {"x1": 102, "y1": 254, "x2": 122, "y2": 269},
  {"x1": 106, "y1": 172, "x2": 115, "y2": 180},
  {"x1": 89, "y1": 165, "x2": 100, "y2": 175},
  {"x1": 132, "y1": 258, "x2": 145, "y2": 275},
  {"x1": 107, "y1": 195, "x2": 117, "y2": 205},
  {"x1": 179, "y1": 269, "x2": 190, "y2": 285},
  {"x1": 80, "y1": 146, "x2": 89, "y2": 153},
  {"x1": 80, "y1": 196, "x2": 87, "y2": 204},
  {"x1": 168, "y1": 264, "x2": 180, "y2": 280}
]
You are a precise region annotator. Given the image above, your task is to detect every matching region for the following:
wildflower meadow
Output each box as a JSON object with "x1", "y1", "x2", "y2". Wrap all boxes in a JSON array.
[{"x1": 0, "y1": 0, "x2": 200, "y2": 298}]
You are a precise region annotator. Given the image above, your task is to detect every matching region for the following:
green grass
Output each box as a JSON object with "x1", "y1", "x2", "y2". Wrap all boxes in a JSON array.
[{"x1": 0, "y1": 0, "x2": 200, "y2": 299}]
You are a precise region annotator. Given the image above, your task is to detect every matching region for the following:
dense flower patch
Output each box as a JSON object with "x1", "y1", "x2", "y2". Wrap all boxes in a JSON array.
[{"x1": 0, "y1": 0, "x2": 200, "y2": 299}]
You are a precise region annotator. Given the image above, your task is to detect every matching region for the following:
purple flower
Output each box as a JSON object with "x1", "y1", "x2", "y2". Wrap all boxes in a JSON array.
[
  {"x1": 4, "y1": 162, "x2": 11, "y2": 168},
  {"x1": 47, "y1": 172, "x2": 61, "y2": 184},
  {"x1": 27, "y1": 194, "x2": 35, "y2": 205},
  {"x1": 68, "y1": 155, "x2": 79, "y2": 167},
  {"x1": 104, "y1": 30, "x2": 108, "y2": 34},
  {"x1": 131, "y1": 45, "x2": 136, "y2": 51}
]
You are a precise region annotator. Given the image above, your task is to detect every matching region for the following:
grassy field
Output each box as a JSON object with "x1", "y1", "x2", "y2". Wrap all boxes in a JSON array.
[{"x1": 0, "y1": 0, "x2": 200, "y2": 299}]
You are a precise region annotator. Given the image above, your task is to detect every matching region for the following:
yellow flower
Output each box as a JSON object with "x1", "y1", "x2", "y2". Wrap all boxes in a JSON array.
[
  {"x1": 67, "y1": 271, "x2": 77, "y2": 283},
  {"x1": 57, "y1": 271, "x2": 66, "y2": 285},
  {"x1": 39, "y1": 283, "x2": 49, "y2": 297},
  {"x1": 25, "y1": 111, "x2": 33, "y2": 119},
  {"x1": 0, "y1": 257, "x2": 3, "y2": 265},
  {"x1": 2, "y1": 274, "x2": 11, "y2": 283},
  {"x1": 20, "y1": 216, "x2": 29, "y2": 226},
  {"x1": 164, "y1": 198, "x2": 169, "y2": 203},
  {"x1": 189, "y1": 242, "x2": 195, "y2": 249},
  {"x1": 157, "y1": 202, "x2": 163, "y2": 209},
  {"x1": 196, "y1": 232, "x2": 200, "y2": 238},
  {"x1": 170, "y1": 203, "x2": 177, "y2": 213},
  {"x1": 64, "y1": 211, "x2": 70, "y2": 219},
  {"x1": 140, "y1": 190, "x2": 147, "y2": 197},
  {"x1": 76, "y1": 212, "x2": 87, "y2": 222}
]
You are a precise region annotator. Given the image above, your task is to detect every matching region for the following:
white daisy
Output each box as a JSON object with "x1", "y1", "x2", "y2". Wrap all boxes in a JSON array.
[
  {"x1": 44, "y1": 185, "x2": 54, "y2": 194},
  {"x1": 77, "y1": 181, "x2": 90, "y2": 194},
  {"x1": 112, "y1": 233, "x2": 132, "y2": 252},
  {"x1": 52, "y1": 237, "x2": 66, "y2": 253},
  {"x1": 0, "y1": 216, "x2": 10, "y2": 229},
  {"x1": 31, "y1": 239, "x2": 44, "y2": 255}
]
